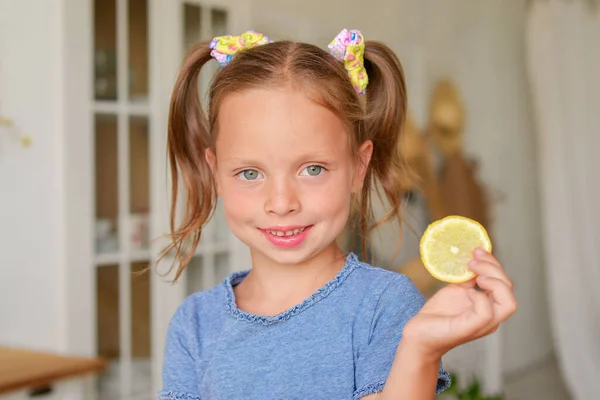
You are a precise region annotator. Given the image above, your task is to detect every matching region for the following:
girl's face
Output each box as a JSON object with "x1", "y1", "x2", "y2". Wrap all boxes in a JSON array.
[{"x1": 207, "y1": 88, "x2": 372, "y2": 266}]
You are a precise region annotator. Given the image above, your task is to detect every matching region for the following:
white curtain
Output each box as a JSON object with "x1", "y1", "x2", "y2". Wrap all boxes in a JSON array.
[{"x1": 525, "y1": 2, "x2": 600, "y2": 399}]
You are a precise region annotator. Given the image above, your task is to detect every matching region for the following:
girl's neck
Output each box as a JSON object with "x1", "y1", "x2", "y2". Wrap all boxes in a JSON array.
[{"x1": 234, "y1": 243, "x2": 347, "y2": 316}]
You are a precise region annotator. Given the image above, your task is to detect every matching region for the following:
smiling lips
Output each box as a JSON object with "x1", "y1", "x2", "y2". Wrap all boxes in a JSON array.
[{"x1": 260, "y1": 225, "x2": 312, "y2": 248}]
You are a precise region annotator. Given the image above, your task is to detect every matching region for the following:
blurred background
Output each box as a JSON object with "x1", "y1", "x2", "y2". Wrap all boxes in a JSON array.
[{"x1": 0, "y1": 0, "x2": 598, "y2": 399}]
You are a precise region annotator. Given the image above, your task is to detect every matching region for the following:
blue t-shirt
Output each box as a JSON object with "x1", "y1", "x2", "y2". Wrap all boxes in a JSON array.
[{"x1": 158, "y1": 253, "x2": 451, "y2": 400}]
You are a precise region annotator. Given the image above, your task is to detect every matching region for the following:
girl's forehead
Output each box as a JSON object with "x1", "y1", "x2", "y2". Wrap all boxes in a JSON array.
[{"x1": 215, "y1": 88, "x2": 350, "y2": 156}]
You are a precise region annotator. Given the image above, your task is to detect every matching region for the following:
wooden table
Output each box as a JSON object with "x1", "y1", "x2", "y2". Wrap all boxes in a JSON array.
[{"x1": 0, "y1": 347, "x2": 106, "y2": 395}]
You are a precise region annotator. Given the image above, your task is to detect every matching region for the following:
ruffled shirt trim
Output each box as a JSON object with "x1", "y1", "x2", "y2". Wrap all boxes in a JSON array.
[
  {"x1": 353, "y1": 370, "x2": 451, "y2": 399},
  {"x1": 437, "y1": 368, "x2": 452, "y2": 393},
  {"x1": 157, "y1": 390, "x2": 202, "y2": 400},
  {"x1": 353, "y1": 381, "x2": 385, "y2": 399},
  {"x1": 224, "y1": 253, "x2": 359, "y2": 325}
]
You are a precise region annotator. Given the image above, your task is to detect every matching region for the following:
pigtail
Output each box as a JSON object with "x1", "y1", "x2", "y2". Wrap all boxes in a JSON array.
[
  {"x1": 158, "y1": 43, "x2": 216, "y2": 282},
  {"x1": 359, "y1": 41, "x2": 414, "y2": 258}
]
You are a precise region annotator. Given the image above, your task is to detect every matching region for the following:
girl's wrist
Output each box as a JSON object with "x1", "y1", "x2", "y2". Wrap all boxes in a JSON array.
[
  {"x1": 382, "y1": 335, "x2": 441, "y2": 400},
  {"x1": 396, "y1": 337, "x2": 441, "y2": 367},
  {"x1": 398, "y1": 323, "x2": 444, "y2": 365}
]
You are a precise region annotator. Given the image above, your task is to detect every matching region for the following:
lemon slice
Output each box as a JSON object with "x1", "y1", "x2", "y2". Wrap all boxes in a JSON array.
[{"x1": 419, "y1": 215, "x2": 492, "y2": 283}]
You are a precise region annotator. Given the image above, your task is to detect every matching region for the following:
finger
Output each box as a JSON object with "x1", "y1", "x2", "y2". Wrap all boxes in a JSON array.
[
  {"x1": 457, "y1": 277, "x2": 477, "y2": 289},
  {"x1": 461, "y1": 288, "x2": 495, "y2": 335},
  {"x1": 473, "y1": 248, "x2": 501, "y2": 268},
  {"x1": 469, "y1": 260, "x2": 514, "y2": 290},
  {"x1": 469, "y1": 260, "x2": 508, "y2": 279},
  {"x1": 476, "y1": 276, "x2": 518, "y2": 322}
]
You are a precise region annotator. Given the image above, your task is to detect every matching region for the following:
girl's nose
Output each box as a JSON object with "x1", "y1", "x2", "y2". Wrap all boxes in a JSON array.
[{"x1": 264, "y1": 178, "x2": 300, "y2": 216}]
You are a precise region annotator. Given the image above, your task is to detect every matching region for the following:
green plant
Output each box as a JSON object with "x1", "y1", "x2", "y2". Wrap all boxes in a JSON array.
[{"x1": 437, "y1": 373, "x2": 503, "y2": 400}]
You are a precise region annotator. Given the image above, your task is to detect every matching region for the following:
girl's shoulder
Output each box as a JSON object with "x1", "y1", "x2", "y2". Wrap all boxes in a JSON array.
[
  {"x1": 347, "y1": 254, "x2": 421, "y2": 296},
  {"x1": 333, "y1": 253, "x2": 426, "y2": 320},
  {"x1": 168, "y1": 279, "x2": 231, "y2": 332},
  {"x1": 176, "y1": 267, "x2": 250, "y2": 315}
]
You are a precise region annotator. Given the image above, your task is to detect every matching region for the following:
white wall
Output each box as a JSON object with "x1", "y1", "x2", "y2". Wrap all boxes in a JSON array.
[
  {"x1": 0, "y1": 0, "x2": 65, "y2": 352},
  {"x1": 251, "y1": 0, "x2": 553, "y2": 377}
]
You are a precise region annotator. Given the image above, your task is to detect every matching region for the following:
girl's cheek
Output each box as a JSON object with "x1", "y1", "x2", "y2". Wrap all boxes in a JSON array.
[{"x1": 222, "y1": 182, "x2": 262, "y2": 207}]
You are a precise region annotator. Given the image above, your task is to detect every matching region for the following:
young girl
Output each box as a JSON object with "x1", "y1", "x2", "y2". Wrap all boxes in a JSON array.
[{"x1": 157, "y1": 29, "x2": 517, "y2": 400}]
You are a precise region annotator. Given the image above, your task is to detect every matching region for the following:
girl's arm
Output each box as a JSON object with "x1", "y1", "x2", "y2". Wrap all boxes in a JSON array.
[
  {"x1": 360, "y1": 339, "x2": 439, "y2": 400},
  {"x1": 379, "y1": 339, "x2": 439, "y2": 399},
  {"x1": 362, "y1": 249, "x2": 517, "y2": 400}
]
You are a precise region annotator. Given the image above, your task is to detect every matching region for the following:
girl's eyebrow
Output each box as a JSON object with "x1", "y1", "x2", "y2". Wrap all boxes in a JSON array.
[
  {"x1": 226, "y1": 153, "x2": 334, "y2": 166},
  {"x1": 288, "y1": 151, "x2": 337, "y2": 163},
  {"x1": 226, "y1": 158, "x2": 260, "y2": 165},
  {"x1": 296, "y1": 152, "x2": 332, "y2": 161}
]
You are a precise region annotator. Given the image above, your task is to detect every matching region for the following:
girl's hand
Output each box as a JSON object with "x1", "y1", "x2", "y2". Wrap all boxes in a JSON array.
[{"x1": 402, "y1": 248, "x2": 518, "y2": 362}]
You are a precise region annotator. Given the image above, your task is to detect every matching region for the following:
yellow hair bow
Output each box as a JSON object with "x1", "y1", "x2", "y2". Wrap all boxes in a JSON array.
[
  {"x1": 327, "y1": 29, "x2": 368, "y2": 95},
  {"x1": 208, "y1": 28, "x2": 369, "y2": 95},
  {"x1": 209, "y1": 30, "x2": 273, "y2": 65}
]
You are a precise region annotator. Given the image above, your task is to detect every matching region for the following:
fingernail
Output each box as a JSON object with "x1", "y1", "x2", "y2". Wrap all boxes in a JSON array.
[
  {"x1": 477, "y1": 275, "x2": 487, "y2": 281},
  {"x1": 475, "y1": 248, "x2": 486, "y2": 256},
  {"x1": 469, "y1": 259, "x2": 478, "y2": 267}
]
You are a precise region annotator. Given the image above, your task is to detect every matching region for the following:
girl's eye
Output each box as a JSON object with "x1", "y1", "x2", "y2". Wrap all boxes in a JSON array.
[
  {"x1": 237, "y1": 169, "x2": 263, "y2": 181},
  {"x1": 301, "y1": 165, "x2": 325, "y2": 177}
]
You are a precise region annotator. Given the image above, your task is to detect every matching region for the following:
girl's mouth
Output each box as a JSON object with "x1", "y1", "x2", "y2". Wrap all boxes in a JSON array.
[
  {"x1": 259, "y1": 225, "x2": 313, "y2": 248},
  {"x1": 266, "y1": 227, "x2": 306, "y2": 237}
]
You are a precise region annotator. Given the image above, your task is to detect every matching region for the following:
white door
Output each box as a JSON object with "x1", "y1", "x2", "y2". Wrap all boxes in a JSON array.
[
  {"x1": 90, "y1": 0, "x2": 156, "y2": 398},
  {"x1": 72, "y1": 0, "x2": 252, "y2": 399}
]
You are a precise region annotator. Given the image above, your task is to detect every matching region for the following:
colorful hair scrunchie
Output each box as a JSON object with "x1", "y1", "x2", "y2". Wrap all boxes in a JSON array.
[
  {"x1": 327, "y1": 29, "x2": 368, "y2": 95},
  {"x1": 209, "y1": 30, "x2": 273, "y2": 66}
]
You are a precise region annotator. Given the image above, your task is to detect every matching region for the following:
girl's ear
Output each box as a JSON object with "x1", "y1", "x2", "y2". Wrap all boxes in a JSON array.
[
  {"x1": 352, "y1": 140, "x2": 373, "y2": 193},
  {"x1": 205, "y1": 148, "x2": 219, "y2": 194}
]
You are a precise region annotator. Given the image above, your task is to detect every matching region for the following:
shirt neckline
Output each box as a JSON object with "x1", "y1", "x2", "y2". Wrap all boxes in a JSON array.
[{"x1": 223, "y1": 252, "x2": 359, "y2": 325}]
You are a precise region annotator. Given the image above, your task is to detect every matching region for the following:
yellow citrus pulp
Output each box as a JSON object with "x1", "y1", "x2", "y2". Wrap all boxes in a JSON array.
[{"x1": 419, "y1": 215, "x2": 492, "y2": 283}]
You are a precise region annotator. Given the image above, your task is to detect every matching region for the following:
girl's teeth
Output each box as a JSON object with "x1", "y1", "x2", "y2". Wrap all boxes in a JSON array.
[{"x1": 268, "y1": 227, "x2": 305, "y2": 237}]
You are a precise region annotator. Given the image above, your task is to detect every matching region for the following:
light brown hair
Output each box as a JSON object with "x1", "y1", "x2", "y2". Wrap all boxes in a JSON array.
[{"x1": 161, "y1": 38, "x2": 412, "y2": 281}]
